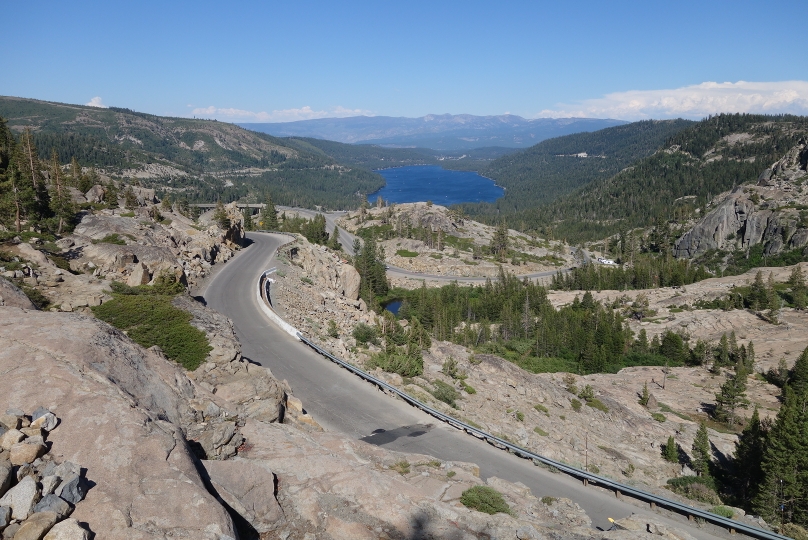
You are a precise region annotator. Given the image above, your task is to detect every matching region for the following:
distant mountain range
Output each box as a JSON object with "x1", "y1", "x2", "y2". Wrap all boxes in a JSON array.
[{"x1": 239, "y1": 114, "x2": 627, "y2": 151}]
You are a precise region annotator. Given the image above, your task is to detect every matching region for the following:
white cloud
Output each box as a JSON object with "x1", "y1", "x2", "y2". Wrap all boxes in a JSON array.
[
  {"x1": 535, "y1": 81, "x2": 808, "y2": 120},
  {"x1": 86, "y1": 96, "x2": 108, "y2": 108},
  {"x1": 191, "y1": 105, "x2": 372, "y2": 123}
]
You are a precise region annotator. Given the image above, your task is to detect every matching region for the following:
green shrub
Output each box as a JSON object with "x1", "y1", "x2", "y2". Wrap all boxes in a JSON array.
[
  {"x1": 367, "y1": 352, "x2": 423, "y2": 377},
  {"x1": 431, "y1": 380, "x2": 459, "y2": 408},
  {"x1": 586, "y1": 398, "x2": 609, "y2": 412},
  {"x1": 300, "y1": 276, "x2": 313, "y2": 285},
  {"x1": 396, "y1": 249, "x2": 418, "y2": 257},
  {"x1": 460, "y1": 486, "x2": 512, "y2": 515},
  {"x1": 92, "y1": 294, "x2": 211, "y2": 370},
  {"x1": 93, "y1": 233, "x2": 127, "y2": 245},
  {"x1": 651, "y1": 412, "x2": 666, "y2": 422},
  {"x1": 352, "y1": 322, "x2": 378, "y2": 344},
  {"x1": 515, "y1": 411, "x2": 525, "y2": 422},
  {"x1": 534, "y1": 403, "x2": 549, "y2": 415},
  {"x1": 327, "y1": 320, "x2": 339, "y2": 338},
  {"x1": 710, "y1": 506, "x2": 734, "y2": 519},
  {"x1": 391, "y1": 460, "x2": 410, "y2": 475},
  {"x1": 666, "y1": 476, "x2": 721, "y2": 504},
  {"x1": 462, "y1": 382, "x2": 476, "y2": 394},
  {"x1": 782, "y1": 524, "x2": 808, "y2": 540},
  {"x1": 447, "y1": 470, "x2": 456, "y2": 478},
  {"x1": 588, "y1": 464, "x2": 600, "y2": 473},
  {"x1": 534, "y1": 427, "x2": 549, "y2": 436},
  {"x1": 540, "y1": 496, "x2": 556, "y2": 505},
  {"x1": 570, "y1": 398, "x2": 582, "y2": 412},
  {"x1": 20, "y1": 285, "x2": 50, "y2": 310}
]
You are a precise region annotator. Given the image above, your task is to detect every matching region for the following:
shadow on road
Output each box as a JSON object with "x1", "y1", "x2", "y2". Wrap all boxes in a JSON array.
[{"x1": 360, "y1": 424, "x2": 435, "y2": 446}]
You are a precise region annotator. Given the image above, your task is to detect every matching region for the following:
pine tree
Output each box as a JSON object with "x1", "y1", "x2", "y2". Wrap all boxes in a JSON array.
[
  {"x1": 789, "y1": 347, "x2": 808, "y2": 397},
  {"x1": 123, "y1": 186, "x2": 138, "y2": 210},
  {"x1": 664, "y1": 435, "x2": 679, "y2": 463},
  {"x1": 733, "y1": 406, "x2": 767, "y2": 508},
  {"x1": 750, "y1": 270, "x2": 768, "y2": 310},
  {"x1": 489, "y1": 221, "x2": 509, "y2": 262},
  {"x1": 263, "y1": 192, "x2": 278, "y2": 229},
  {"x1": 746, "y1": 341, "x2": 756, "y2": 372},
  {"x1": 327, "y1": 225, "x2": 341, "y2": 251},
  {"x1": 754, "y1": 387, "x2": 808, "y2": 525},
  {"x1": 639, "y1": 381, "x2": 650, "y2": 406},
  {"x1": 692, "y1": 421, "x2": 711, "y2": 477},
  {"x1": 789, "y1": 265, "x2": 807, "y2": 310},
  {"x1": 213, "y1": 201, "x2": 230, "y2": 229},
  {"x1": 714, "y1": 360, "x2": 750, "y2": 425},
  {"x1": 242, "y1": 207, "x2": 254, "y2": 231},
  {"x1": 48, "y1": 150, "x2": 74, "y2": 234}
]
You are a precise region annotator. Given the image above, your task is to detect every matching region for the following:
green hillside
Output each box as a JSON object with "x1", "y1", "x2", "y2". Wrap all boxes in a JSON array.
[
  {"x1": 457, "y1": 119, "x2": 693, "y2": 218},
  {"x1": 539, "y1": 113, "x2": 808, "y2": 242},
  {"x1": 0, "y1": 96, "x2": 384, "y2": 209}
]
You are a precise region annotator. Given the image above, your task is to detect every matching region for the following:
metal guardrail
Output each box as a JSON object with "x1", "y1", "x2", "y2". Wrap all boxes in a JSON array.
[{"x1": 255, "y1": 232, "x2": 789, "y2": 540}]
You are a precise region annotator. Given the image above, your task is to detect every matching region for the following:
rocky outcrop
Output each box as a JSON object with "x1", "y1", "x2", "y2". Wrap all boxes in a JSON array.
[
  {"x1": 67, "y1": 202, "x2": 244, "y2": 287},
  {"x1": 0, "y1": 307, "x2": 240, "y2": 538},
  {"x1": 174, "y1": 295, "x2": 287, "y2": 426},
  {"x1": 0, "y1": 407, "x2": 92, "y2": 538},
  {"x1": 0, "y1": 278, "x2": 36, "y2": 310},
  {"x1": 675, "y1": 140, "x2": 808, "y2": 259}
]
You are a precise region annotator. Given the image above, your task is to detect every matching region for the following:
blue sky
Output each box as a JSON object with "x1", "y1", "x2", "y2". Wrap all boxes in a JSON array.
[{"x1": 5, "y1": 0, "x2": 808, "y2": 121}]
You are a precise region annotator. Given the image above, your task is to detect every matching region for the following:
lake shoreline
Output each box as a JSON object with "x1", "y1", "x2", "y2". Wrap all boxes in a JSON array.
[{"x1": 368, "y1": 165, "x2": 504, "y2": 205}]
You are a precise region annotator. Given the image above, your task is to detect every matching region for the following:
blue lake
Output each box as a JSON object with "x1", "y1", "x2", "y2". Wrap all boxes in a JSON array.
[{"x1": 370, "y1": 165, "x2": 504, "y2": 205}]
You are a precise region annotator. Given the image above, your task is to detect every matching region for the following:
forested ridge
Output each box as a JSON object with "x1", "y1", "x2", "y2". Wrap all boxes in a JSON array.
[
  {"x1": 535, "y1": 114, "x2": 808, "y2": 242},
  {"x1": 456, "y1": 120, "x2": 693, "y2": 221},
  {"x1": 0, "y1": 96, "x2": 387, "y2": 209}
]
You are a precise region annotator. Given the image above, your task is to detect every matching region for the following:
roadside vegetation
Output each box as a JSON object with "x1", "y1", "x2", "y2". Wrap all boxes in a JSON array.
[{"x1": 92, "y1": 274, "x2": 211, "y2": 370}]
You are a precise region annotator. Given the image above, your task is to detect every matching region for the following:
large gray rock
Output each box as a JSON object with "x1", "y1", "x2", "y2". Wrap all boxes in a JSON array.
[
  {"x1": 43, "y1": 518, "x2": 90, "y2": 540},
  {"x1": 31, "y1": 407, "x2": 58, "y2": 432},
  {"x1": 202, "y1": 458, "x2": 284, "y2": 533},
  {"x1": 127, "y1": 262, "x2": 151, "y2": 287},
  {"x1": 0, "y1": 475, "x2": 40, "y2": 520},
  {"x1": 0, "y1": 505, "x2": 10, "y2": 529},
  {"x1": 340, "y1": 264, "x2": 361, "y2": 301},
  {"x1": 84, "y1": 185, "x2": 106, "y2": 204},
  {"x1": 0, "y1": 462, "x2": 11, "y2": 498},
  {"x1": 0, "y1": 277, "x2": 37, "y2": 310},
  {"x1": 34, "y1": 494, "x2": 72, "y2": 518},
  {"x1": 56, "y1": 475, "x2": 87, "y2": 505}
]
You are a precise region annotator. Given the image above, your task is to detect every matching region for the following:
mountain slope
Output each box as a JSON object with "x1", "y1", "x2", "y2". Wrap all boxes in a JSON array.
[
  {"x1": 538, "y1": 114, "x2": 808, "y2": 242},
  {"x1": 241, "y1": 114, "x2": 627, "y2": 150},
  {"x1": 0, "y1": 96, "x2": 384, "y2": 209},
  {"x1": 673, "y1": 138, "x2": 808, "y2": 270},
  {"x1": 456, "y1": 119, "x2": 693, "y2": 225}
]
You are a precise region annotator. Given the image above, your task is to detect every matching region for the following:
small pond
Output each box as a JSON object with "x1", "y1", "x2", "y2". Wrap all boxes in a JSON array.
[{"x1": 382, "y1": 299, "x2": 403, "y2": 315}]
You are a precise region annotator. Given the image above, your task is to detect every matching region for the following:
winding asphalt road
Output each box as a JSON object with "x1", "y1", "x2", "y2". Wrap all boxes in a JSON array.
[{"x1": 202, "y1": 232, "x2": 730, "y2": 540}]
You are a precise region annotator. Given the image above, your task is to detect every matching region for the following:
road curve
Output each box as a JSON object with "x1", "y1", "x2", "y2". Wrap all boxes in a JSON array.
[{"x1": 202, "y1": 232, "x2": 728, "y2": 540}]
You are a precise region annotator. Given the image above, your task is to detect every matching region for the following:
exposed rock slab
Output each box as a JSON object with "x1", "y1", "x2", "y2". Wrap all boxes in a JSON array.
[{"x1": 0, "y1": 308, "x2": 236, "y2": 539}]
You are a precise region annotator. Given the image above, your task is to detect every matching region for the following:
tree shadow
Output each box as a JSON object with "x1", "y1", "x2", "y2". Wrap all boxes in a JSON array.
[{"x1": 407, "y1": 510, "x2": 465, "y2": 540}]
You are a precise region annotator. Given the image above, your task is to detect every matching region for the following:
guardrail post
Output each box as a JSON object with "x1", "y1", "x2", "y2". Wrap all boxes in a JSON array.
[
  {"x1": 583, "y1": 478, "x2": 588, "y2": 487},
  {"x1": 650, "y1": 502, "x2": 656, "y2": 510},
  {"x1": 688, "y1": 515, "x2": 694, "y2": 522},
  {"x1": 615, "y1": 489, "x2": 621, "y2": 499}
]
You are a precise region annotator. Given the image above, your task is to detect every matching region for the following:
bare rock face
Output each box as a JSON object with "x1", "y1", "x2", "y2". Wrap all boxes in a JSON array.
[
  {"x1": 173, "y1": 295, "x2": 286, "y2": 427},
  {"x1": 675, "y1": 140, "x2": 808, "y2": 259},
  {"x1": 126, "y1": 262, "x2": 150, "y2": 286},
  {"x1": 0, "y1": 308, "x2": 237, "y2": 539},
  {"x1": 84, "y1": 185, "x2": 106, "y2": 204},
  {"x1": 339, "y1": 264, "x2": 361, "y2": 301},
  {"x1": 0, "y1": 277, "x2": 36, "y2": 309},
  {"x1": 286, "y1": 239, "x2": 363, "y2": 302},
  {"x1": 201, "y1": 458, "x2": 284, "y2": 534}
]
